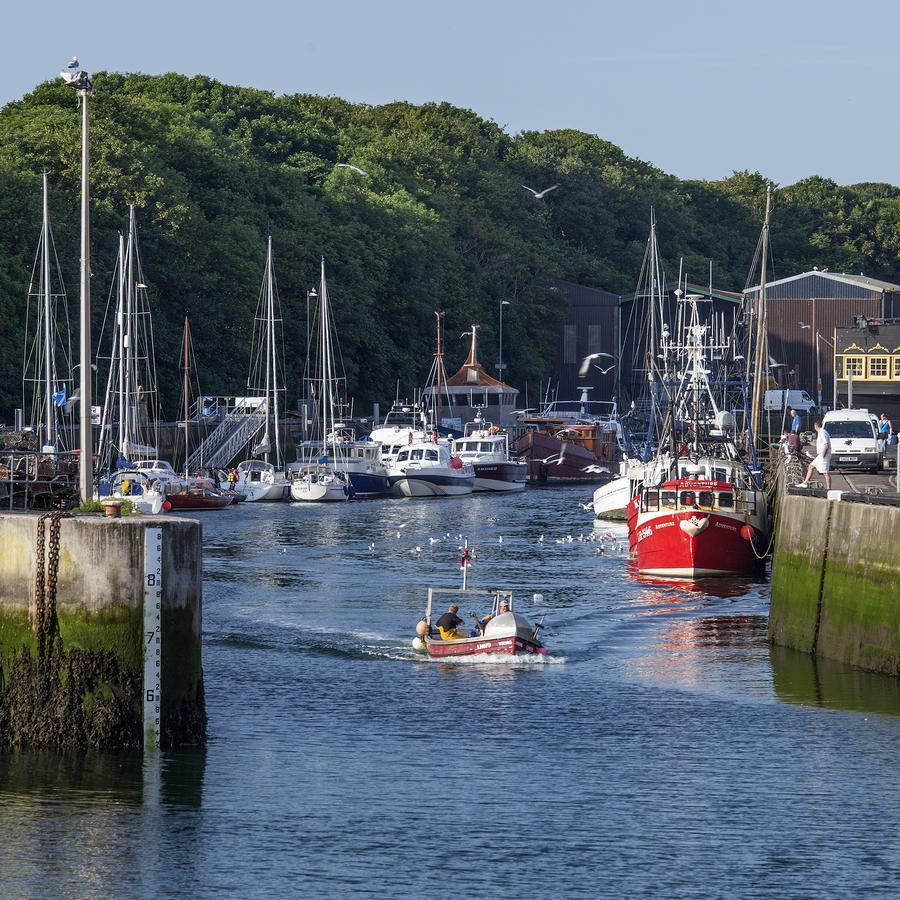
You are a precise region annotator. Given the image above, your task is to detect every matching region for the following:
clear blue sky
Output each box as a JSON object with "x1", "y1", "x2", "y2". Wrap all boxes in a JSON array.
[{"x1": 5, "y1": 0, "x2": 898, "y2": 186}]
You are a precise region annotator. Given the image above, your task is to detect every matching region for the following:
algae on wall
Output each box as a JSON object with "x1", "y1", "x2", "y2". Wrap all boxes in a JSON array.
[
  {"x1": 769, "y1": 494, "x2": 900, "y2": 677},
  {"x1": 0, "y1": 512, "x2": 206, "y2": 749}
]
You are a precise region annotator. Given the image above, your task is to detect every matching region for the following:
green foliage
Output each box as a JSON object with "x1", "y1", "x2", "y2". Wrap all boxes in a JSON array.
[{"x1": 1, "y1": 73, "x2": 898, "y2": 420}]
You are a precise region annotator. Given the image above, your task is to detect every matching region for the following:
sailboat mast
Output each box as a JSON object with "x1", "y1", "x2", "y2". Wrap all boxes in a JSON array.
[
  {"x1": 116, "y1": 232, "x2": 125, "y2": 457},
  {"x1": 183, "y1": 317, "x2": 190, "y2": 478},
  {"x1": 41, "y1": 172, "x2": 54, "y2": 450},
  {"x1": 267, "y1": 237, "x2": 281, "y2": 468},
  {"x1": 434, "y1": 311, "x2": 444, "y2": 433},
  {"x1": 320, "y1": 257, "x2": 331, "y2": 453},
  {"x1": 123, "y1": 205, "x2": 135, "y2": 458},
  {"x1": 750, "y1": 187, "x2": 772, "y2": 447},
  {"x1": 262, "y1": 237, "x2": 273, "y2": 464}
]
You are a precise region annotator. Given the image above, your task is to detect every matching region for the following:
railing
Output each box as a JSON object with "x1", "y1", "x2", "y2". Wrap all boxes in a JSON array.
[
  {"x1": 0, "y1": 450, "x2": 80, "y2": 511},
  {"x1": 184, "y1": 397, "x2": 269, "y2": 472}
]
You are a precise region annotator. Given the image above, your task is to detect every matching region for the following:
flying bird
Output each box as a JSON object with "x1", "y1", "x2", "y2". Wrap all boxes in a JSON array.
[
  {"x1": 521, "y1": 184, "x2": 559, "y2": 200},
  {"x1": 337, "y1": 163, "x2": 368, "y2": 176},
  {"x1": 593, "y1": 364, "x2": 616, "y2": 376},
  {"x1": 578, "y1": 352, "x2": 614, "y2": 377},
  {"x1": 68, "y1": 57, "x2": 79, "y2": 69}
]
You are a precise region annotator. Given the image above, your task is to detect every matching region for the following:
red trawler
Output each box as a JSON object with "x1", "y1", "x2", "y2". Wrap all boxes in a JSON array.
[{"x1": 627, "y1": 460, "x2": 768, "y2": 578}]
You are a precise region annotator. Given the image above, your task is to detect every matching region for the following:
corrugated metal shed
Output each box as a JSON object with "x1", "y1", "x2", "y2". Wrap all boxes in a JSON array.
[
  {"x1": 743, "y1": 271, "x2": 900, "y2": 403},
  {"x1": 551, "y1": 279, "x2": 619, "y2": 401}
]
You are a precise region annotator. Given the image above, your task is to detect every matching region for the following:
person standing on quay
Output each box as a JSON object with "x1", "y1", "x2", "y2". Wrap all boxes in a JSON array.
[
  {"x1": 797, "y1": 420, "x2": 832, "y2": 490},
  {"x1": 788, "y1": 407, "x2": 802, "y2": 455}
]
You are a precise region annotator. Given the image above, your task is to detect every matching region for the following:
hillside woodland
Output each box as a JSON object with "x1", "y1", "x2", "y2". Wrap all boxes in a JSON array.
[{"x1": 2, "y1": 73, "x2": 899, "y2": 418}]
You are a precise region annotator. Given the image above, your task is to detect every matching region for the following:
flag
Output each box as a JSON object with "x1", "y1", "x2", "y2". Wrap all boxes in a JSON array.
[{"x1": 52, "y1": 386, "x2": 67, "y2": 407}]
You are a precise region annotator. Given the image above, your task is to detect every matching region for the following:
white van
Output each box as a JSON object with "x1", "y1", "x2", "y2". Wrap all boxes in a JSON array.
[
  {"x1": 764, "y1": 389, "x2": 816, "y2": 413},
  {"x1": 822, "y1": 409, "x2": 881, "y2": 472}
]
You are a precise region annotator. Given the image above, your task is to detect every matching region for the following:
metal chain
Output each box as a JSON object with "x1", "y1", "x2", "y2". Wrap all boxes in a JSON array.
[{"x1": 33, "y1": 510, "x2": 71, "y2": 668}]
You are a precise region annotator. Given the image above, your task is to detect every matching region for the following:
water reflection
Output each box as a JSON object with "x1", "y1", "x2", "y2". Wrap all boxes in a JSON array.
[{"x1": 770, "y1": 645, "x2": 900, "y2": 716}]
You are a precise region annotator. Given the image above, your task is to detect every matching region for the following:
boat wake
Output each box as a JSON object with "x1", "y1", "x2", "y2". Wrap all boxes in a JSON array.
[{"x1": 424, "y1": 652, "x2": 565, "y2": 667}]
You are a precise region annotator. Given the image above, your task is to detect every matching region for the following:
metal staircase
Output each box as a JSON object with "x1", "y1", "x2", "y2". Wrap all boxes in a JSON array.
[{"x1": 185, "y1": 398, "x2": 269, "y2": 471}]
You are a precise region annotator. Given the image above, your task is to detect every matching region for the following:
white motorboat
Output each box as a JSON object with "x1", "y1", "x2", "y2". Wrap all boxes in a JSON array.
[
  {"x1": 235, "y1": 459, "x2": 288, "y2": 502},
  {"x1": 388, "y1": 438, "x2": 475, "y2": 497},
  {"x1": 593, "y1": 458, "x2": 647, "y2": 519},
  {"x1": 451, "y1": 415, "x2": 526, "y2": 492}
]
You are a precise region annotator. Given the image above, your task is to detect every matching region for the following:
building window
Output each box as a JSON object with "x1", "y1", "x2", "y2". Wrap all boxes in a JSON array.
[
  {"x1": 843, "y1": 356, "x2": 864, "y2": 378},
  {"x1": 564, "y1": 326, "x2": 577, "y2": 364},
  {"x1": 868, "y1": 356, "x2": 889, "y2": 379},
  {"x1": 893, "y1": 356, "x2": 900, "y2": 379},
  {"x1": 588, "y1": 325, "x2": 603, "y2": 357}
]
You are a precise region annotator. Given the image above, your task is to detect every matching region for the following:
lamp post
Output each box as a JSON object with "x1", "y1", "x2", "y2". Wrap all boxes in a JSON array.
[
  {"x1": 497, "y1": 300, "x2": 510, "y2": 380},
  {"x1": 61, "y1": 59, "x2": 94, "y2": 502}
]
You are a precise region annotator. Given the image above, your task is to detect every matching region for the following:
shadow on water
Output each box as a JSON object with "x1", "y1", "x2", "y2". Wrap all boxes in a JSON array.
[
  {"x1": 0, "y1": 747, "x2": 207, "y2": 808},
  {"x1": 770, "y1": 645, "x2": 900, "y2": 716}
]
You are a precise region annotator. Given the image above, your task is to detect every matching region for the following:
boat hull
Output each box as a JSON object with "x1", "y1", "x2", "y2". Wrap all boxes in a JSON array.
[
  {"x1": 290, "y1": 480, "x2": 349, "y2": 502},
  {"x1": 241, "y1": 480, "x2": 288, "y2": 502},
  {"x1": 516, "y1": 431, "x2": 613, "y2": 485},
  {"x1": 164, "y1": 491, "x2": 234, "y2": 511},
  {"x1": 629, "y1": 507, "x2": 766, "y2": 578},
  {"x1": 345, "y1": 470, "x2": 392, "y2": 498},
  {"x1": 391, "y1": 473, "x2": 474, "y2": 497},
  {"x1": 425, "y1": 635, "x2": 546, "y2": 657},
  {"x1": 472, "y1": 461, "x2": 527, "y2": 492}
]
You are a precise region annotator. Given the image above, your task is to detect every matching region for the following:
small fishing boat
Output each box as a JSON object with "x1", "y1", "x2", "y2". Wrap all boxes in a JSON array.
[{"x1": 413, "y1": 587, "x2": 547, "y2": 658}]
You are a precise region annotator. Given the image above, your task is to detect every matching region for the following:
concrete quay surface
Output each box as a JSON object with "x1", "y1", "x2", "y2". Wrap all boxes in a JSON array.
[{"x1": 0, "y1": 512, "x2": 205, "y2": 749}]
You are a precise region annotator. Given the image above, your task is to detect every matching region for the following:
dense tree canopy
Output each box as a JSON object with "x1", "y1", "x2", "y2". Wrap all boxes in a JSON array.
[{"x1": 1, "y1": 73, "x2": 899, "y2": 420}]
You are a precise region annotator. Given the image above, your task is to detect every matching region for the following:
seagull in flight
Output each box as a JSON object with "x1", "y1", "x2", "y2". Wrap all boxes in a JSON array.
[
  {"x1": 521, "y1": 184, "x2": 559, "y2": 200},
  {"x1": 68, "y1": 57, "x2": 79, "y2": 70},
  {"x1": 578, "y1": 352, "x2": 613, "y2": 377},
  {"x1": 337, "y1": 163, "x2": 368, "y2": 176},
  {"x1": 593, "y1": 364, "x2": 616, "y2": 376}
]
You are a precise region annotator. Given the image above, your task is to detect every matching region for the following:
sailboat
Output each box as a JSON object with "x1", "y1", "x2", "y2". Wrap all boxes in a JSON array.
[
  {"x1": 95, "y1": 206, "x2": 174, "y2": 510},
  {"x1": 162, "y1": 318, "x2": 234, "y2": 511},
  {"x1": 22, "y1": 172, "x2": 74, "y2": 454},
  {"x1": 290, "y1": 258, "x2": 351, "y2": 502},
  {"x1": 235, "y1": 237, "x2": 289, "y2": 501}
]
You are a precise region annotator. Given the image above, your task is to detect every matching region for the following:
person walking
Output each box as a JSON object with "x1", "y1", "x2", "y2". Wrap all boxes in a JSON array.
[
  {"x1": 878, "y1": 413, "x2": 894, "y2": 453},
  {"x1": 797, "y1": 420, "x2": 832, "y2": 490}
]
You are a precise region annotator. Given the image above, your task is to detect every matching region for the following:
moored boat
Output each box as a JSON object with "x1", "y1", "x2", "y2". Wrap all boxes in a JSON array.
[
  {"x1": 387, "y1": 438, "x2": 474, "y2": 497},
  {"x1": 451, "y1": 415, "x2": 526, "y2": 492}
]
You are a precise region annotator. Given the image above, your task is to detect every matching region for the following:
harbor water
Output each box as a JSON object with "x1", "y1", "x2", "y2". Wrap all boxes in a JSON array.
[{"x1": 1, "y1": 488, "x2": 898, "y2": 897}]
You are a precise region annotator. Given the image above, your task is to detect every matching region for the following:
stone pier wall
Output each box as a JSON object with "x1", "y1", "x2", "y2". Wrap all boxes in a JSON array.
[
  {"x1": 0, "y1": 513, "x2": 206, "y2": 749},
  {"x1": 770, "y1": 495, "x2": 900, "y2": 676}
]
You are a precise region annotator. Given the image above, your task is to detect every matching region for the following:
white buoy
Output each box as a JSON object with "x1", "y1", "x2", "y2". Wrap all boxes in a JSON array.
[{"x1": 412, "y1": 636, "x2": 426, "y2": 652}]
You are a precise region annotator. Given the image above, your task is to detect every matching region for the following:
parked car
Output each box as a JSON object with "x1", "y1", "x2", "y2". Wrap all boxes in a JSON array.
[{"x1": 822, "y1": 409, "x2": 881, "y2": 472}]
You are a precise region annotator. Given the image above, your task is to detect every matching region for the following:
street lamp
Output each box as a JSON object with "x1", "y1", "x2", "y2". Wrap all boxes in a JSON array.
[
  {"x1": 497, "y1": 300, "x2": 511, "y2": 380},
  {"x1": 800, "y1": 321, "x2": 831, "y2": 409},
  {"x1": 60, "y1": 57, "x2": 94, "y2": 502}
]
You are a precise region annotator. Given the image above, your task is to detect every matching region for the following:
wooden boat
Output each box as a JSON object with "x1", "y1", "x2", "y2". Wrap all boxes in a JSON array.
[
  {"x1": 413, "y1": 582, "x2": 547, "y2": 658},
  {"x1": 163, "y1": 483, "x2": 234, "y2": 511}
]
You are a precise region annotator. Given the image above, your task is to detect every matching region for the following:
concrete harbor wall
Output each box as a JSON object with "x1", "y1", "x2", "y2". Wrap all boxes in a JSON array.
[
  {"x1": 0, "y1": 512, "x2": 206, "y2": 749},
  {"x1": 770, "y1": 494, "x2": 900, "y2": 676}
]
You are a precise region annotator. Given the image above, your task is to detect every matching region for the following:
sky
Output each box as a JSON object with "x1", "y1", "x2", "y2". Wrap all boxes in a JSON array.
[{"x1": 4, "y1": 0, "x2": 898, "y2": 186}]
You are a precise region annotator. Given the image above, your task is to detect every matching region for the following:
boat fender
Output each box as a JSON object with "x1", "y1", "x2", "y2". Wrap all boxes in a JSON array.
[
  {"x1": 162, "y1": 500, "x2": 173, "y2": 512},
  {"x1": 415, "y1": 619, "x2": 428, "y2": 637},
  {"x1": 739, "y1": 524, "x2": 756, "y2": 542},
  {"x1": 450, "y1": 456, "x2": 463, "y2": 470}
]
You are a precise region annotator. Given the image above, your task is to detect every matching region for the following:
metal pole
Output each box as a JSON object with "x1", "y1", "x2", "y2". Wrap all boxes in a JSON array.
[
  {"x1": 78, "y1": 86, "x2": 93, "y2": 502},
  {"x1": 815, "y1": 331, "x2": 823, "y2": 409}
]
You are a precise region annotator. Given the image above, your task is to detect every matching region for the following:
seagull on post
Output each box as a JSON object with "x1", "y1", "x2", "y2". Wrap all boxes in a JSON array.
[
  {"x1": 521, "y1": 184, "x2": 559, "y2": 200},
  {"x1": 578, "y1": 352, "x2": 614, "y2": 377}
]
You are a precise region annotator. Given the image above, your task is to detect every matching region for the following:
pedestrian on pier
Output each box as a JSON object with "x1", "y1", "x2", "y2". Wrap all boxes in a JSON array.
[
  {"x1": 797, "y1": 420, "x2": 831, "y2": 490},
  {"x1": 878, "y1": 413, "x2": 894, "y2": 453}
]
